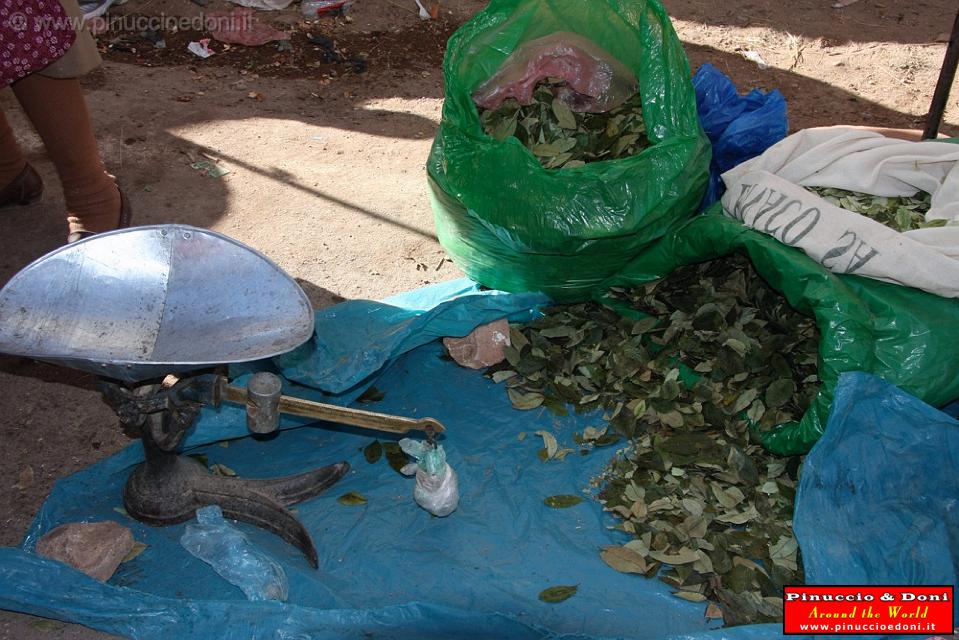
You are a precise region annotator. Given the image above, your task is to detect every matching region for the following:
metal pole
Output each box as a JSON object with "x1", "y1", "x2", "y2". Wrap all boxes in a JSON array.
[{"x1": 923, "y1": 7, "x2": 959, "y2": 139}]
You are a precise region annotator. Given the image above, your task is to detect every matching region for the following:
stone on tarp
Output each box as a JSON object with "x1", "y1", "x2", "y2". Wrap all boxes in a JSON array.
[
  {"x1": 443, "y1": 319, "x2": 510, "y2": 369},
  {"x1": 36, "y1": 521, "x2": 135, "y2": 582}
]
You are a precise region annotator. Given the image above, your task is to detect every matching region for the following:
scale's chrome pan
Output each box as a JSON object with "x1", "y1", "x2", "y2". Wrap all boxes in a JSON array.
[{"x1": 0, "y1": 225, "x2": 314, "y2": 383}]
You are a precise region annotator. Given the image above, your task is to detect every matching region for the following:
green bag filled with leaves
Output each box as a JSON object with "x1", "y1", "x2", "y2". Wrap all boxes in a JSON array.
[
  {"x1": 599, "y1": 209, "x2": 959, "y2": 455},
  {"x1": 427, "y1": 0, "x2": 711, "y2": 302}
]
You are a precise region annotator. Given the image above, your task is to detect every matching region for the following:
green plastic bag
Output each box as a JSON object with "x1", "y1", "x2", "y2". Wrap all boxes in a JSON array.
[
  {"x1": 427, "y1": 0, "x2": 711, "y2": 303},
  {"x1": 599, "y1": 209, "x2": 959, "y2": 455}
]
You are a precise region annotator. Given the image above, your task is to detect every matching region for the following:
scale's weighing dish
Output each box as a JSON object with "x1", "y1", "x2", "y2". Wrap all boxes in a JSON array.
[
  {"x1": 0, "y1": 226, "x2": 444, "y2": 566},
  {"x1": 0, "y1": 225, "x2": 314, "y2": 383}
]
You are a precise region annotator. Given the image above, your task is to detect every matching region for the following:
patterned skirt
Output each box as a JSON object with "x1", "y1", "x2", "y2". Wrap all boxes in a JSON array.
[{"x1": 0, "y1": 0, "x2": 101, "y2": 87}]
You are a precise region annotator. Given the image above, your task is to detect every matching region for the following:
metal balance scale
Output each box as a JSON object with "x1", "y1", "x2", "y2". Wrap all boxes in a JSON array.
[{"x1": 0, "y1": 225, "x2": 445, "y2": 567}]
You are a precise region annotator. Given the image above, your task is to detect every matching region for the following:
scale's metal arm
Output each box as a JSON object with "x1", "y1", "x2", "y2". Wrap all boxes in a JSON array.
[{"x1": 217, "y1": 372, "x2": 445, "y2": 439}]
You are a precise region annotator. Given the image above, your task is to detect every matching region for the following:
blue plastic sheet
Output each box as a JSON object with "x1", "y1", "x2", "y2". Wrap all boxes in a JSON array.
[
  {"x1": 5, "y1": 342, "x2": 739, "y2": 640},
  {"x1": 276, "y1": 279, "x2": 548, "y2": 394},
  {"x1": 795, "y1": 372, "x2": 959, "y2": 601},
  {"x1": 0, "y1": 283, "x2": 956, "y2": 640},
  {"x1": 693, "y1": 63, "x2": 788, "y2": 207},
  {"x1": 183, "y1": 279, "x2": 548, "y2": 449}
]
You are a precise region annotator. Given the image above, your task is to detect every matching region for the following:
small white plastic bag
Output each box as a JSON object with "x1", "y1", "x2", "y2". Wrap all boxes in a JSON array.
[{"x1": 399, "y1": 438, "x2": 459, "y2": 517}]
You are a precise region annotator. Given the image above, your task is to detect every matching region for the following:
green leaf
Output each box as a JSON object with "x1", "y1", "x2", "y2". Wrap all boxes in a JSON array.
[
  {"x1": 121, "y1": 542, "x2": 148, "y2": 563},
  {"x1": 600, "y1": 545, "x2": 648, "y2": 573},
  {"x1": 715, "y1": 505, "x2": 759, "y2": 524},
  {"x1": 765, "y1": 379, "x2": 796, "y2": 409},
  {"x1": 538, "y1": 585, "x2": 578, "y2": 603},
  {"x1": 658, "y1": 410, "x2": 684, "y2": 428},
  {"x1": 535, "y1": 430, "x2": 559, "y2": 459},
  {"x1": 627, "y1": 398, "x2": 647, "y2": 417},
  {"x1": 531, "y1": 142, "x2": 561, "y2": 157},
  {"x1": 649, "y1": 547, "x2": 701, "y2": 565},
  {"x1": 551, "y1": 98, "x2": 577, "y2": 130},
  {"x1": 508, "y1": 388, "x2": 544, "y2": 410},
  {"x1": 724, "y1": 338, "x2": 748, "y2": 356},
  {"x1": 543, "y1": 396, "x2": 570, "y2": 417},
  {"x1": 711, "y1": 483, "x2": 741, "y2": 509},
  {"x1": 682, "y1": 497, "x2": 704, "y2": 517},
  {"x1": 631, "y1": 316, "x2": 659, "y2": 334},
  {"x1": 726, "y1": 564, "x2": 754, "y2": 593},
  {"x1": 364, "y1": 440, "x2": 383, "y2": 464},
  {"x1": 490, "y1": 112, "x2": 518, "y2": 140},
  {"x1": 382, "y1": 442, "x2": 409, "y2": 475},
  {"x1": 746, "y1": 399, "x2": 766, "y2": 423},
  {"x1": 30, "y1": 620, "x2": 64, "y2": 632},
  {"x1": 357, "y1": 386, "x2": 385, "y2": 404},
  {"x1": 894, "y1": 208, "x2": 913, "y2": 232},
  {"x1": 338, "y1": 492, "x2": 368, "y2": 506},
  {"x1": 733, "y1": 388, "x2": 759, "y2": 413},
  {"x1": 544, "y1": 495, "x2": 583, "y2": 508},
  {"x1": 509, "y1": 326, "x2": 530, "y2": 350},
  {"x1": 539, "y1": 325, "x2": 577, "y2": 339},
  {"x1": 210, "y1": 463, "x2": 237, "y2": 477},
  {"x1": 593, "y1": 433, "x2": 621, "y2": 447}
]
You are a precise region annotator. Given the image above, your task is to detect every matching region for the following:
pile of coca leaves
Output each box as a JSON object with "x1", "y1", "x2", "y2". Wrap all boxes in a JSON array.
[
  {"x1": 488, "y1": 254, "x2": 820, "y2": 625},
  {"x1": 807, "y1": 186, "x2": 945, "y2": 232},
  {"x1": 478, "y1": 81, "x2": 648, "y2": 170}
]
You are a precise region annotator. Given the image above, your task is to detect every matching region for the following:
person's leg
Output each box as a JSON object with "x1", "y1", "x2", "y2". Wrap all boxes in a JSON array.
[
  {"x1": 0, "y1": 109, "x2": 44, "y2": 206},
  {"x1": 11, "y1": 73, "x2": 121, "y2": 234},
  {"x1": 0, "y1": 110, "x2": 27, "y2": 185}
]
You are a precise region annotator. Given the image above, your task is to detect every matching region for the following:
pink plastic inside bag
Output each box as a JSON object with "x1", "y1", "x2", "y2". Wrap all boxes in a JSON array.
[
  {"x1": 207, "y1": 8, "x2": 289, "y2": 47},
  {"x1": 472, "y1": 32, "x2": 638, "y2": 114}
]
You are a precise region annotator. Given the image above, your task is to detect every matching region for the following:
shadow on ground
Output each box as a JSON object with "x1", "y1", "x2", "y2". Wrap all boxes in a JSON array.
[
  {"x1": 3, "y1": 34, "x2": 953, "y2": 282},
  {"x1": 662, "y1": 0, "x2": 954, "y2": 46}
]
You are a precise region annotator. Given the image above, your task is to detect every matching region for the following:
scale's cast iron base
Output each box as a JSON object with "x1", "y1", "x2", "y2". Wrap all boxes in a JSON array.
[{"x1": 105, "y1": 375, "x2": 349, "y2": 568}]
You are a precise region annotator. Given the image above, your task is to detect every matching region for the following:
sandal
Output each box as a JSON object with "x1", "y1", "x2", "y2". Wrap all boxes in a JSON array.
[
  {"x1": 66, "y1": 185, "x2": 133, "y2": 244},
  {"x1": 0, "y1": 164, "x2": 43, "y2": 209}
]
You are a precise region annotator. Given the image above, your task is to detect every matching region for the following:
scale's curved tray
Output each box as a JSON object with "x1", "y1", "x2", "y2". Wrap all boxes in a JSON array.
[{"x1": 0, "y1": 225, "x2": 314, "y2": 383}]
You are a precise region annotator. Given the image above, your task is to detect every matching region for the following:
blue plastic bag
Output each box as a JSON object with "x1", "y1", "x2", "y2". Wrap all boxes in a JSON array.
[
  {"x1": 693, "y1": 63, "x2": 788, "y2": 207},
  {"x1": 180, "y1": 506, "x2": 289, "y2": 602}
]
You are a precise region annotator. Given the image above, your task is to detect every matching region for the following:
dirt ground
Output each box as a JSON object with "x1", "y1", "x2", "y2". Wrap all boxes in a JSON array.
[{"x1": 0, "y1": 0, "x2": 956, "y2": 637}]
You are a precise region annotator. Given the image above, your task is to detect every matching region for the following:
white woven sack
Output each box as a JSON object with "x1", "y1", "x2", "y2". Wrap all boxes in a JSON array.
[{"x1": 721, "y1": 126, "x2": 959, "y2": 298}]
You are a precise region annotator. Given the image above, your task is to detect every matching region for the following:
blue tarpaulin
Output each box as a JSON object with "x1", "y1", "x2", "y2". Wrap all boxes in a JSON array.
[
  {"x1": 796, "y1": 373, "x2": 959, "y2": 593},
  {"x1": 0, "y1": 281, "x2": 955, "y2": 640}
]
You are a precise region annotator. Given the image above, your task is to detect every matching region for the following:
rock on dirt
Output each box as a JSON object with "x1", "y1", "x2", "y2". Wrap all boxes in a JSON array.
[{"x1": 36, "y1": 522, "x2": 135, "y2": 582}]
